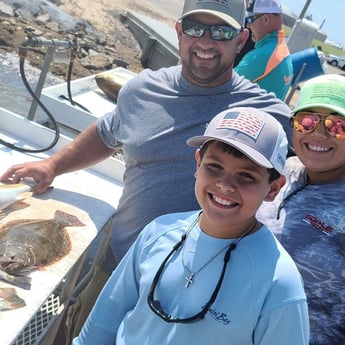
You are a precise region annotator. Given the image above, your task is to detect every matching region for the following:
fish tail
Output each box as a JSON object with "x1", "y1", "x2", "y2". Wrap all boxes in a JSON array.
[
  {"x1": 0, "y1": 270, "x2": 32, "y2": 290},
  {"x1": 0, "y1": 183, "x2": 32, "y2": 210},
  {"x1": 0, "y1": 299, "x2": 26, "y2": 311},
  {"x1": 53, "y1": 210, "x2": 85, "y2": 227},
  {"x1": 0, "y1": 288, "x2": 26, "y2": 311}
]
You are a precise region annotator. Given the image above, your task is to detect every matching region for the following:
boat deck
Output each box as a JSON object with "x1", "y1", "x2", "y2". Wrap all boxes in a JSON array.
[{"x1": 0, "y1": 107, "x2": 124, "y2": 345}]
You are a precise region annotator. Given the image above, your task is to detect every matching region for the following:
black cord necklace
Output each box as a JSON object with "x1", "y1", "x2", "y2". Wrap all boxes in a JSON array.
[
  {"x1": 181, "y1": 215, "x2": 254, "y2": 288},
  {"x1": 147, "y1": 213, "x2": 258, "y2": 323}
]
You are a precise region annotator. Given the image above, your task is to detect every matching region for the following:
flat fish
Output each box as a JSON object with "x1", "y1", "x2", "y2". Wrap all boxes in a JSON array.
[
  {"x1": 0, "y1": 287, "x2": 26, "y2": 311},
  {"x1": 0, "y1": 269, "x2": 31, "y2": 290},
  {"x1": 0, "y1": 183, "x2": 32, "y2": 211},
  {"x1": 0, "y1": 210, "x2": 85, "y2": 289}
]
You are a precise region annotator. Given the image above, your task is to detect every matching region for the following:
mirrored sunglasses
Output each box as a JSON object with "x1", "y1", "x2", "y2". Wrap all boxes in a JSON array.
[
  {"x1": 181, "y1": 18, "x2": 240, "y2": 41},
  {"x1": 291, "y1": 111, "x2": 345, "y2": 139}
]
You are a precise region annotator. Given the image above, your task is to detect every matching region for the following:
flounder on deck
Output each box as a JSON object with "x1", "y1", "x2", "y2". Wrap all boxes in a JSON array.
[{"x1": 0, "y1": 210, "x2": 85, "y2": 289}]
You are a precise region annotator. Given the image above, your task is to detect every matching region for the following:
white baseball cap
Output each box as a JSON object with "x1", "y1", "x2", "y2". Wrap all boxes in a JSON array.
[
  {"x1": 187, "y1": 107, "x2": 287, "y2": 174},
  {"x1": 247, "y1": 0, "x2": 282, "y2": 14}
]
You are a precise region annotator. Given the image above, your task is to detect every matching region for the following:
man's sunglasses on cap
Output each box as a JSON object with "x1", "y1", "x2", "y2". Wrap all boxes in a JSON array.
[
  {"x1": 181, "y1": 18, "x2": 241, "y2": 41},
  {"x1": 291, "y1": 111, "x2": 345, "y2": 139}
]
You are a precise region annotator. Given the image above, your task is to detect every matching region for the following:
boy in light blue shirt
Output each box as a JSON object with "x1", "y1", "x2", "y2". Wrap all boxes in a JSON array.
[{"x1": 73, "y1": 107, "x2": 309, "y2": 345}]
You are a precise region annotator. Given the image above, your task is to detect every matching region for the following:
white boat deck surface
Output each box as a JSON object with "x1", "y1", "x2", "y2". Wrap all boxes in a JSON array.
[
  {"x1": 40, "y1": 67, "x2": 136, "y2": 133},
  {"x1": 0, "y1": 107, "x2": 124, "y2": 344}
]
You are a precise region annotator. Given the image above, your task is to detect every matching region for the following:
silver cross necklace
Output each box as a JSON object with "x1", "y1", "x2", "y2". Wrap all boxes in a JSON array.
[{"x1": 181, "y1": 214, "x2": 257, "y2": 288}]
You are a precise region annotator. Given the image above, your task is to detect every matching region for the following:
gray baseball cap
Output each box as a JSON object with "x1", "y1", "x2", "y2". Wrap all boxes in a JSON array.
[
  {"x1": 187, "y1": 107, "x2": 287, "y2": 174},
  {"x1": 180, "y1": 0, "x2": 246, "y2": 29}
]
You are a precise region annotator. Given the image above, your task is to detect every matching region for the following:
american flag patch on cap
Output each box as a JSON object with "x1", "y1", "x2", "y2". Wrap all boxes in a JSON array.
[{"x1": 217, "y1": 110, "x2": 264, "y2": 140}]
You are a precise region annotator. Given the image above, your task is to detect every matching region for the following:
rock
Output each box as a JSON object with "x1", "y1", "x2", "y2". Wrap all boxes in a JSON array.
[
  {"x1": 0, "y1": 0, "x2": 143, "y2": 79},
  {"x1": 80, "y1": 53, "x2": 113, "y2": 70},
  {"x1": 0, "y1": 1, "x2": 13, "y2": 17},
  {"x1": 46, "y1": 21, "x2": 59, "y2": 31},
  {"x1": 35, "y1": 13, "x2": 50, "y2": 26}
]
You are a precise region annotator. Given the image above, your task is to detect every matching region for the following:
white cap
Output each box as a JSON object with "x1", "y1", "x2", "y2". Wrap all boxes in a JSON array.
[
  {"x1": 247, "y1": 0, "x2": 282, "y2": 14},
  {"x1": 187, "y1": 107, "x2": 287, "y2": 174}
]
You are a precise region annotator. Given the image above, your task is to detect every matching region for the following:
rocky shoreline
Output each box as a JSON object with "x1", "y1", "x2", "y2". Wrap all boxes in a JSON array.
[{"x1": 0, "y1": 0, "x2": 151, "y2": 80}]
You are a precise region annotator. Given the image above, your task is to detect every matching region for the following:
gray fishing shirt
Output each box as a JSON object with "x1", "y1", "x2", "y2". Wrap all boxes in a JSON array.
[
  {"x1": 257, "y1": 156, "x2": 345, "y2": 345},
  {"x1": 97, "y1": 65, "x2": 292, "y2": 263}
]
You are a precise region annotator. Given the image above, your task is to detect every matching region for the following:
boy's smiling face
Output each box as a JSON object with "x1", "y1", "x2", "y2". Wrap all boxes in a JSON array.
[
  {"x1": 194, "y1": 141, "x2": 285, "y2": 238},
  {"x1": 293, "y1": 107, "x2": 345, "y2": 183}
]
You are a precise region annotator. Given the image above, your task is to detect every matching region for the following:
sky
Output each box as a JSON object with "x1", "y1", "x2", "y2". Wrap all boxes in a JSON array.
[{"x1": 281, "y1": 0, "x2": 344, "y2": 49}]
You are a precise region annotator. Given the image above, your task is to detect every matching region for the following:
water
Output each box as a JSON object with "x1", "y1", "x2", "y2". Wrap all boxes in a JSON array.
[{"x1": 0, "y1": 49, "x2": 64, "y2": 118}]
